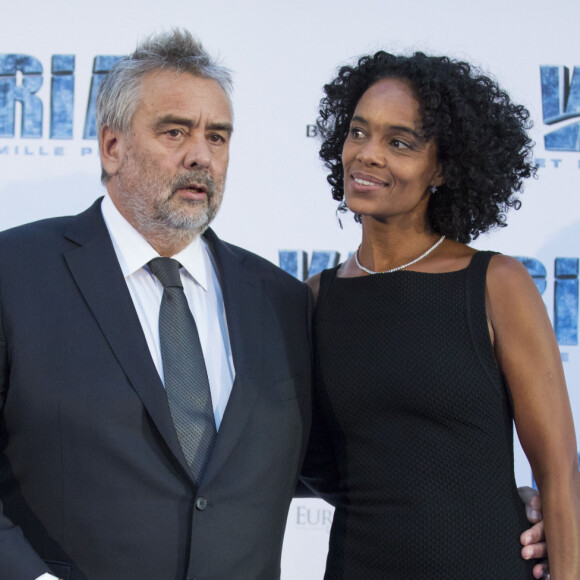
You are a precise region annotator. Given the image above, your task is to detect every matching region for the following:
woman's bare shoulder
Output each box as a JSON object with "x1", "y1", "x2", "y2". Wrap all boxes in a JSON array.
[{"x1": 486, "y1": 253, "x2": 536, "y2": 293}]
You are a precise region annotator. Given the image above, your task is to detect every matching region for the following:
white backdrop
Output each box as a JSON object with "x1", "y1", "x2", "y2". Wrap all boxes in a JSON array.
[{"x1": 1, "y1": 1, "x2": 579, "y2": 577}]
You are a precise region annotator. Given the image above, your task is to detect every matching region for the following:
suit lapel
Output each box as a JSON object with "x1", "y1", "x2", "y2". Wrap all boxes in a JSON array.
[
  {"x1": 63, "y1": 200, "x2": 194, "y2": 480},
  {"x1": 201, "y1": 229, "x2": 264, "y2": 483},
  {"x1": 62, "y1": 206, "x2": 265, "y2": 486}
]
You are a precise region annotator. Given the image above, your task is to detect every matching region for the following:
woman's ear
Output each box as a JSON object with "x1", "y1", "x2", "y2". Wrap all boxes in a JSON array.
[{"x1": 432, "y1": 162, "x2": 445, "y2": 188}]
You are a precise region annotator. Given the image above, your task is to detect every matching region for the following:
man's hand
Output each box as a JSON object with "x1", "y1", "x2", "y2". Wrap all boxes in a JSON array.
[{"x1": 518, "y1": 486, "x2": 549, "y2": 579}]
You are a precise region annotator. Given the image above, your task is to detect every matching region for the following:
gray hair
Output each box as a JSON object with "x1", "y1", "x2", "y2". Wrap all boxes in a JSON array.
[{"x1": 97, "y1": 29, "x2": 233, "y2": 182}]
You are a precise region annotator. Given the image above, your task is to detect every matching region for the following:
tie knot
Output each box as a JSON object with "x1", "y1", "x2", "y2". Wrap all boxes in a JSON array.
[{"x1": 148, "y1": 257, "x2": 183, "y2": 289}]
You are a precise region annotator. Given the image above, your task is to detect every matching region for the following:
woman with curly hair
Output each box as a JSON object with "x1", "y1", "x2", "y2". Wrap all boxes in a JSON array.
[{"x1": 302, "y1": 51, "x2": 580, "y2": 579}]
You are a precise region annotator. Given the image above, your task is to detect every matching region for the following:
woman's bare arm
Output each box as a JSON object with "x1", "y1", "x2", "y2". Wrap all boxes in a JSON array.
[{"x1": 487, "y1": 254, "x2": 580, "y2": 580}]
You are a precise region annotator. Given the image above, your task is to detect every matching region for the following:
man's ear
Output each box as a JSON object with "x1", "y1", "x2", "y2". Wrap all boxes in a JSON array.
[{"x1": 100, "y1": 125, "x2": 124, "y2": 177}]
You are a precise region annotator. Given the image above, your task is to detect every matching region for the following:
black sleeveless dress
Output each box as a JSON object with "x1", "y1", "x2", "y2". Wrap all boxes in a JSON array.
[{"x1": 308, "y1": 251, "x2": 534, "y2": 579}]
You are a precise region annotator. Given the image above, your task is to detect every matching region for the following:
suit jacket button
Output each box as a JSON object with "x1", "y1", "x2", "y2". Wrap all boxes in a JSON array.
[{"x1": 196, "y1": 497, "x2": 208, "y2": 510}]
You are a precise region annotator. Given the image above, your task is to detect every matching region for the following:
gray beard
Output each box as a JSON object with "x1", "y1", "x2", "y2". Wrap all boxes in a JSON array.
[{"x1": 116, "y1": 168, "x2": 224, "y2": 249}]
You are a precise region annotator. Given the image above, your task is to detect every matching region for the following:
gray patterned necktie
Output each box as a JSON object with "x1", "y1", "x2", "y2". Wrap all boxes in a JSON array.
[{"x1": 148, "y1": 257, "x2": 216, "y2": 485}]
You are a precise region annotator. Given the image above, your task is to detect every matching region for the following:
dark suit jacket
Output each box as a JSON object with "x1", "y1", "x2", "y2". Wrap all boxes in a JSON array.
[{"x1": 0, "y1": 199, "x2": 312, "y2": 580}]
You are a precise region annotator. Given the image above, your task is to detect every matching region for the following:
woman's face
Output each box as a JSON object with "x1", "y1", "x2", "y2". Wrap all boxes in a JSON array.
[{"x1": 341, "y1": 77, "x2": 443, "y2": 226}]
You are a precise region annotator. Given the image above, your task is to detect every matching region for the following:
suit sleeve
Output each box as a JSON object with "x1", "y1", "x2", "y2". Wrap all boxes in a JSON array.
[
  {"x1": 299, "y1": 389, "x2": 342, "y2": 506},
  {"x1": 0, "y1": 299, "x2": 51, "y2": 579}
]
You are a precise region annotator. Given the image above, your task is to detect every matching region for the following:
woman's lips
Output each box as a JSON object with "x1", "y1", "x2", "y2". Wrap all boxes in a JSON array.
[{"x1": 350, "y1": 172, "x2": 387, "y2": 191}]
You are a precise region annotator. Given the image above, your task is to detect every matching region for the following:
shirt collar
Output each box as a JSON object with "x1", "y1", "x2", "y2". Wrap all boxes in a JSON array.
[{"x1": 101, "y1": 195, "x2": 208, "y2": 291}]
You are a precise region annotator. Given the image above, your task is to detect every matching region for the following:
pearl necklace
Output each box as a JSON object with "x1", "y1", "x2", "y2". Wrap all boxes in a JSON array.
[{"x1": 355, "y1": 235, "x2": 446, "y2": 275}]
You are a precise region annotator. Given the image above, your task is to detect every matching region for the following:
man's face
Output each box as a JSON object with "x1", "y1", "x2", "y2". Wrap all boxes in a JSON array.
[{"x1": 101, "y1": 70, "x2": 233, "y2": 249}]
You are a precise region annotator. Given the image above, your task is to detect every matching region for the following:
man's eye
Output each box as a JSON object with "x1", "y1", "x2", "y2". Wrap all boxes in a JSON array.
[{"x1": 167, "y1": 129, "x2": 182, "y2": 138}]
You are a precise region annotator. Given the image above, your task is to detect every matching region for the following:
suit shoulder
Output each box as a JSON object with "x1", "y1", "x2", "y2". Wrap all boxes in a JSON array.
[
  {"x1": 0, "y1": 214, "x2": 75, "y2": 246},
  {"x1": 0, "y1": 198, "x2": 102, "y2": 250}
]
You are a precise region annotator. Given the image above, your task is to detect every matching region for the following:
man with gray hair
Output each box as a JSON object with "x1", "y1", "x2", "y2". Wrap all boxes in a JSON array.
[{"x1": 0, "y1": 29, "x2": 312, "y2": 579}]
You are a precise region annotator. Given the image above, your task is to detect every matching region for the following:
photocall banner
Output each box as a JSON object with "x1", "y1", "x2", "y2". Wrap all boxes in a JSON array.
[{"x1": 1, "y1": 1, "x2": 578, "y2": 577}]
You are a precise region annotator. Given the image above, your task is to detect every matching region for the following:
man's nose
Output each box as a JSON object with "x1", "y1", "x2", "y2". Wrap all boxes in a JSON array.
[{"x1": 183, "y1": 134, "x2": 211, "y2": 168}]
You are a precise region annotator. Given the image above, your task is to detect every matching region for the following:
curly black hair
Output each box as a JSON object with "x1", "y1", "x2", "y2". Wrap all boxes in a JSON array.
[{"x1": 318, "y1": 51, "x2": 536, "y2": 243}]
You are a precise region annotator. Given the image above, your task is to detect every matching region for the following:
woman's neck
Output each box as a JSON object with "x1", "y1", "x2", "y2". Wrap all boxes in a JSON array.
[{"x1": 357, "y1": 218, "x2": 440, "y2": 273}]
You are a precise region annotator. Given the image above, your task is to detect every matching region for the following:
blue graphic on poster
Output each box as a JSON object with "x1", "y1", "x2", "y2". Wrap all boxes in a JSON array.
[
  {"x1": 541, "y1": 65, "x2": 580, "y2": 151},
  {"x1": 0, "y1": 53, "x2": 124, "y2": 140}
]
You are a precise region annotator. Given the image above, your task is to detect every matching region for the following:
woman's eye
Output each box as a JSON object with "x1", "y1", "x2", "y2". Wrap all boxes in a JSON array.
[{"x1": 392, "y1": 139, "x2": 411, "y2": 149}]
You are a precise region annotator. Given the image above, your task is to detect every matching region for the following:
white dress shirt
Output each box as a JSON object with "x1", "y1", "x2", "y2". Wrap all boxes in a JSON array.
[
  {"x1": 101, "y1": 195, "x2": 235, "y2": 429},
  {"x1": 36, "y1": 196, "x2": 236, "y2": 580}
]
